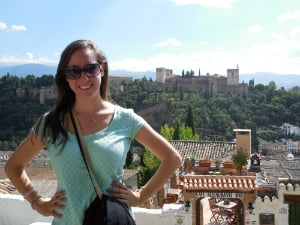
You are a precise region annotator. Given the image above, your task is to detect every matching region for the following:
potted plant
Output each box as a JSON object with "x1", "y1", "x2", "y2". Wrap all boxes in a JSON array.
[
  {"x1": 232, "y1": 148, "x2": 248, "y2": 175},
  {"x1": 190, "y1": 153, "x2": 196, "y2": 166},
  {"x1": 199, "y1": 158, "x2": 211, "y2": 167},
  {"x1": 223, "y1": 161, "x2": 236, "y2": 169},
  {"x1": 214, "y1": 159, "x2": 220, "y2": 169}
]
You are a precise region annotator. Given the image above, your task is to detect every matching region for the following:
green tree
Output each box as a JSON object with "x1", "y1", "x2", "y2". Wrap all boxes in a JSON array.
[
  {"x1": 138, "y1": 146, "x2": 162, "y2": 186},
  {"x1": 179, "y1": 125, "x2": 199, "y2": 140},
  {"x1": 124, "y1": 145, "x2": 134, "y2": 169},
  {"x1": 185, "y1": 104, "x2": 195, "y2": 135},
  {"x1": 172, "y1": 120, "x2": 180, "y2": 140},
  {"x1": 232, "y1": 148, "x2": 249, "y2": 175},
  {"x1": 139, "y1": 123, "x2": 174, "y2": 186},
  {"x1": 160, "y1": 124, "x2": 174, "y2": 142}
]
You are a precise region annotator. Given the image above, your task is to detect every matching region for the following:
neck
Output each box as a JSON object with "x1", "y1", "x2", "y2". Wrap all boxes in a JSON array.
[{"x1": 73, "y1": 97, "x2": 106, "y2": 114}]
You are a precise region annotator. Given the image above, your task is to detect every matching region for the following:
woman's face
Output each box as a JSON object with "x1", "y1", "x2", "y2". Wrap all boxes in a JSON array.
[{"x1": 65, "y1": 48, "x2": 103, "y2": 99}]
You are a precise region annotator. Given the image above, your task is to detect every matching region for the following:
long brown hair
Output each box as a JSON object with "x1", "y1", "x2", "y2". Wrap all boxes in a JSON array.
[{"x1": 35, "y1": 40, "x2": 109, "y2": 147}]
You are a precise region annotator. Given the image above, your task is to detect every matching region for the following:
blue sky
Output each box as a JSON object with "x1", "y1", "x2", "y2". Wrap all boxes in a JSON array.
[{"x1": 1, "y1": 0, "x2": 300, "y2": 75}]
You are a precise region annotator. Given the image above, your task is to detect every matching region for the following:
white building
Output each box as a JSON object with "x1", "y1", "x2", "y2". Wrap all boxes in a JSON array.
[{"x1": 280, "y1": 123, "x2": 300, "y2": 136}]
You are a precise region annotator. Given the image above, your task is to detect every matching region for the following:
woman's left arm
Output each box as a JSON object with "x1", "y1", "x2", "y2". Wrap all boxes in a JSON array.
[
  {"x1": 134, "y1": 123, "x2": 182, "y2": 202},
  {"x1": 108, "y1": 122, "x2": 182, "y2": 206}
]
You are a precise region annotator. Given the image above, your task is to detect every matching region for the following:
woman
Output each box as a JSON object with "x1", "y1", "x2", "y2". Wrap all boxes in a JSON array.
[{"x1": 5, "y1": 40, "x2": 182, "y2": 224}]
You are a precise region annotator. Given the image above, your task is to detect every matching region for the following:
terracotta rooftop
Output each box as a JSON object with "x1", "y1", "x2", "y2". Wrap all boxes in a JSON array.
[
  {"x1": 171, "y1": 140, "x2": 236, "y2": 163},
  {"x1": 179, "y1": 175, "x2": 258, "y2": 192}
]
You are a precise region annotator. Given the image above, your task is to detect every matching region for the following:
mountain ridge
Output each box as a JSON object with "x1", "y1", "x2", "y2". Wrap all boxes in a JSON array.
[{"x1": 0, "y1": 63, "x2": 300, "y2": 89}]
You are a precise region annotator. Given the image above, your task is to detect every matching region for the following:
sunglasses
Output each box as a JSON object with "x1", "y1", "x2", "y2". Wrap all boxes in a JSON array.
[{"x1": 63, "y1": 63, "x2": 102, "y2": 80}]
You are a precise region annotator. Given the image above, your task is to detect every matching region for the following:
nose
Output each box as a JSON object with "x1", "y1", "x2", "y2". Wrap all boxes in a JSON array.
[{"x1": 79, "y1": 71, "x2": 90, "y2": 80}]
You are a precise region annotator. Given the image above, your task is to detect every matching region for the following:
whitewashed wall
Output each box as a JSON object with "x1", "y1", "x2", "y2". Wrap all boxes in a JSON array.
[
  {"x1": 0, "y1": 195, "x2": 52, "y2": 225},
  {"x1": 3, "y1": 189, "x2": 297, "y2": 225},
  {"x1": 0, "y1": 195, "x2": 190, "y2": 225}
]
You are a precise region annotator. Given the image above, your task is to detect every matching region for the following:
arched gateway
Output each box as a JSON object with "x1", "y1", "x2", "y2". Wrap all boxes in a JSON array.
[{"x1": 179, "y1": 175, "x2": 258, "y2": 225}]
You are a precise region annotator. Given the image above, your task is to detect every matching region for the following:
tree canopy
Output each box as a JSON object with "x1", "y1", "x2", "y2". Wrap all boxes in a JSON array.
[{"x1": 1, "y1": 74, "x2": 300, "y2": 151}]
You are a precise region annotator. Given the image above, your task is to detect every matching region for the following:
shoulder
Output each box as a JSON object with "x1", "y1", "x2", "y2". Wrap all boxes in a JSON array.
[
  {"x1": 114, "y1": 104, "x2": 134, "y2": 115},
  {"x1": 114, "y1": 105, "x2": 145, "y2": 123}
]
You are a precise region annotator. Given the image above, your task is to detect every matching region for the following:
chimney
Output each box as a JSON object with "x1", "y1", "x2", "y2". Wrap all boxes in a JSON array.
[{"x1": 233, "y1": 129, "x2": 251, "y2": 157}]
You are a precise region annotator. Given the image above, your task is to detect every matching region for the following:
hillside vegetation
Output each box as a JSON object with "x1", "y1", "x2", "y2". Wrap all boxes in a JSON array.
[{"x1": 1, "y1": 74, "x2": 300, "y2": 151}]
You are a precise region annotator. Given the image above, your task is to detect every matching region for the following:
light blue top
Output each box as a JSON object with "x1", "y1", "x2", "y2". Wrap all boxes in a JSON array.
[{"x1": 34, "y1": 105, "x2": 145, "y2": 225}]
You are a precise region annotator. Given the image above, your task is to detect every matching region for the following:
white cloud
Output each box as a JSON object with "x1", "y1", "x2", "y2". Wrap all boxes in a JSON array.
[
  {"x1": 155, "y1": 38, "x2": 182, "y2": 48},
  {"x1": 0, "y1": 53, "x2": 56, "y2": 65},
  {"x1": 248, "y1": 25, "x2": 262, "y2": 33},
  {"x1": 231, "y1": 40, "x2": 300, "y2": 74},
  {"x1": 110, "y1": 39, "x2": 300, "y2": 75},
  {"x1": 0, "y1": 55, "x2": 33, "y2": 64},
  {"x1": 272, "y1": 32, "x2": 285, "y2": 39},
  {"x1": 277, "y1": 10, "x2": 300, "y2": 22},
  {"x1": 170, "y1": 0, "x2": 232, "y2": 8},
  {"x1": 110, "y1": 49, "x2": 240, "y2": 74},
  {"x1": 290, "y1": 27, "x2": 300, "y2": 38},
  {"x1": 0, "y1": 21, "x2": 8, "y2": 30},
  {"x1": 53, "y1": 52, "x2": 60, "y2": 57},
  {"x1": 0, "y1": 21, "x2": 27, "y2": 31},
  {"x1": 26, "y1": 52, "x2": 34, "y2": 60},
  {"x1": 11, "y1": 24, "x2": 27, "y2": 31}
]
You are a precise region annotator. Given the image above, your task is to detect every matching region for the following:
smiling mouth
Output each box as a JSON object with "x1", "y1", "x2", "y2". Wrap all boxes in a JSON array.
[{"x1": 79, "y1": 84, "x2": 92, "y2": 90}]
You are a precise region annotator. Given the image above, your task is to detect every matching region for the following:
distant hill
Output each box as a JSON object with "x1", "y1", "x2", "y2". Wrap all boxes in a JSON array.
[
  {"x1": 0, "y1": 64, "x2": 155, "y2": 80},
  {"x1": 0, "y1": 63, "x2": 57, "y2": 76},
  {"x1": 1, "y1": 64, "x2": 300, "y2": 89}
]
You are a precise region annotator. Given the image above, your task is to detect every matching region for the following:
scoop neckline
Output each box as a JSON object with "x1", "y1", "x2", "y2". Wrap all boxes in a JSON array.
[{"x1": 68, "y1": 104, "x2": 117, "y2": 137}]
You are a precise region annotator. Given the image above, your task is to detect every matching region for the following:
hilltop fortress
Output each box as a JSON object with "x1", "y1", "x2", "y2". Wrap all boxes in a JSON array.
[
  {"x1": 16, "y1": 66, "x2": 248, "y2": 104},
  {"x1": 154, "y1": 65, "x2": 248, "y2": 97}
]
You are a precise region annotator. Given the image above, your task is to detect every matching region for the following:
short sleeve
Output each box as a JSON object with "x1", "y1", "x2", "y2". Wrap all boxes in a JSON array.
[
  {"x1": 127, "y1": 108, "x2": 146, "y2": 138},
  {"x1": 31, "y1": 113, "x2": 52, "y2": 144}
]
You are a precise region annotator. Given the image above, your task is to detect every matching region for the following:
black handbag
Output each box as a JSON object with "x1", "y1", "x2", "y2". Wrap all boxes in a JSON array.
[{"x1": 70, "y1": 110, "x2": 136, "y2": 225}]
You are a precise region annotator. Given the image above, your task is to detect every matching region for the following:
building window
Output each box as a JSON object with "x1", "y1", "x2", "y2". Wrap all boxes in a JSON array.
[{"x1": 259, "y1": 213, "x2": 274, "y2": 225}]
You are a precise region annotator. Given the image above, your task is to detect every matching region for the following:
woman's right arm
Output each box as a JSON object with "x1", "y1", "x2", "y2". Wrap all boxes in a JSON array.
[
  {"x1": 5, "y1": 132, "x2": 66, "y2": 217},
  {"x1": 5, "y1": 132, "x2": 46, "y2": 198}
]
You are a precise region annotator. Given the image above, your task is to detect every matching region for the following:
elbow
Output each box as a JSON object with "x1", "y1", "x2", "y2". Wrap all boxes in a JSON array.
[
  {"x1": 4, "y1": 161, "x2": 11, "y2": 178},
  {"x1": 4, "y1": 159, "x2": 14, "y2": 178},
  {"x1": 162, "y1": 151, "x2": 182, "y2": 170},
  {"x1": 4, "y1": 158, "x2": 21, "y2": 179},
  {"x1": 173, "y1": 152, "x2": 182, "y2": 169}
]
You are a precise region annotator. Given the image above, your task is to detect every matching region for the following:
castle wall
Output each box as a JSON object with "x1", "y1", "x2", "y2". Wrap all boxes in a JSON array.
[{"x1": 163, "y1": 74, "x2": 247, "y2": 97}]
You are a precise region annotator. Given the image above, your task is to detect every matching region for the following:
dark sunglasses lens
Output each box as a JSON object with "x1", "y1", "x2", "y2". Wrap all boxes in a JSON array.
[
  {"x1": 64, "y1": 67, "x2": 81, "y2": 79},
  {"x1": 84, "y1": 64, "x2": 100, "y2": 76},
  {"x1": 64, "y1": 64, "x2": 100, "y2": 79}
]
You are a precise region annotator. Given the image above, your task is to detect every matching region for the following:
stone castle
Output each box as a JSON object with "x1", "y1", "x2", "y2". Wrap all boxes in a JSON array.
[
  {"x1": 16, "y1": 66, "x2": 248, "y2": 104},
  {"x1": 155, "y1": 65, "x2": 248, "y2": 97}
]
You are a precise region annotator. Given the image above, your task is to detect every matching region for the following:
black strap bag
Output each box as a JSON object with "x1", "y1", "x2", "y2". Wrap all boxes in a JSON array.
[{"x1": 70, "y1": 110, "x2": 136, "y2": 225}]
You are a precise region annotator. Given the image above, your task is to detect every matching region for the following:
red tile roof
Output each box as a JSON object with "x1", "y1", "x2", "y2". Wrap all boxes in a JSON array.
[{"x1": 179, "y1": 175, "x2": 258, "y2": 192}]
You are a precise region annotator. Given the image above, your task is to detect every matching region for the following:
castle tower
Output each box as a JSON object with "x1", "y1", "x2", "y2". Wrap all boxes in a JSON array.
[
  {"x1": 39, "y1": 87, "x2": 46, "y2": 104},
  {"x1": 227, "y1": 64, "x2": 239, "y2": 85},
  {"x1": 156, "y1": 67, "x2": 173, "y2": 83}
]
